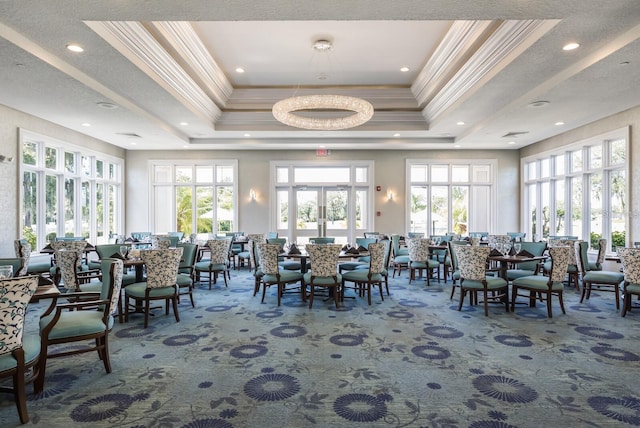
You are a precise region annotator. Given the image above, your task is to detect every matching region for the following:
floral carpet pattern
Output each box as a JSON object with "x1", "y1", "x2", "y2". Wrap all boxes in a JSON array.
[{"x1": 2, "y1": 270, "x2": 640, "y2": 427}]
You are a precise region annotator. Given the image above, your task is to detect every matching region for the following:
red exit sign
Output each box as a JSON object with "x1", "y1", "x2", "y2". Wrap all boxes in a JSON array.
[{"x1": 316, "y1": 148, "x2": 330, "y2": 157}]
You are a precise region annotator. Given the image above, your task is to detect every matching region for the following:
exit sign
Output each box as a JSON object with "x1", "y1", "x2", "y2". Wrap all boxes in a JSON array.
[{"x1": 316, "y1": 148, "x2": 330, "y2": 157}]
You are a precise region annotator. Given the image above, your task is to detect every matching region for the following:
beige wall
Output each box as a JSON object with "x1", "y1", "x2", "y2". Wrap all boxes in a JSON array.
[
  {"x1": 126, "y1": 149, "x2": 520, "y2": 238},
  {"x1": 0, "y1": 104, "x2": 124, "y2": 257},
  {"x1": 520, "y1": 104, "x2": 638, "y2": 243}
]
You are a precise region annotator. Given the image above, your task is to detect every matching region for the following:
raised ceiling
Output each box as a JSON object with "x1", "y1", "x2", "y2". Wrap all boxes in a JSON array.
[{"x1": 0, "y1": 1, "x2": 639, "y2": 151}]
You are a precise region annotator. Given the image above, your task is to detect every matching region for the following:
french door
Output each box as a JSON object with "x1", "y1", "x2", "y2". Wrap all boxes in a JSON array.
[{"x1": 294, "y1": 187, "x2": 349, "y2": 245}]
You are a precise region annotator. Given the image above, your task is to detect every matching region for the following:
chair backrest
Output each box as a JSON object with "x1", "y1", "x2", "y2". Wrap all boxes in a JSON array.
[
  {"x1": 407, "y1": 238, "x2": 429, "y2": 262},
  {"x1": 0, "y1": 258, "x2": 24, "y2": 278},
  {"x1": 150, "y1": 236, "x2": 172, "y2": 249},
  {"x1": 0, "y1": 276, "x2": 38, "y2": 354},
  {"x1": 57, "y1": 250, "x2": 83, "y2": 291},
  {"x1": 95, "y1": 244, "x2": 126, "y2": 259},
  {"x1": 618, "y1": 247, "x2": 640, "y2": 284},
  {"x1": 131, "y1": 232, "x2": 151, "y2": 241},
  {"x1": 506, "y1": 232, "x2": 526, "y2": 241},
  {"x1": 574, "y1": 241, "x2": 590, "y2": 274},
  {"x1": 306, "y1": 244, "x2": 342, "y2": 277},
  {"x1": 355, "y1": 237, "x2": 377, "y2": 249},
  {"x1": 247, "y1": 233, "x2": 265, "y2": 244},
  {"x1": 13, "y1": 240, "x2": 31, "y2": 276},
  {"x1": 266, "y1": 237, "x2": 286, "y2": 251},
  {"x1": 51, "y1": 240, "x2": 87, "y2": 270},
  {"x1": 309, "y1": 237, "x2": 335, "y2": 244},
  {"x1": 548, "y1": 246, "x2": 572, "y2": 283},
  {"x1": 207, "y1": 239, "x2": 231, "y2": 264},
  {"x1": 516, "y1": 241, "x2": 548, "y2": 270},
  {"x1": 549, "y1": 239, "x2": 578, "y2": 265},
  {"x1": 407, "y1": 232, "x2": 424, "y2": 238},
  {"x1": 256, "y1": 243, "x2": 281, "y2": 276},
  {"x1": 367, "y1": 242, "x2": 386, "y2": 274},
  {"x1": 595, "y1": 238, "x2": 607, "y2": 266},
  {"x1": 363, "y1": 231, "x2": 380, "y2": 239},
  {"x1": 266, "y1": 232, "x2": 279, "y2": 239},
  {"x1": 249, "y1": 240, "x2": 260, "y2": 271},
  {"x1": 456, "y1": 245, "x2": 490, "y2": 281},
  {"x1": 390, "y1": 234, "x2": 402, "y2": 256},
  {"x1": 488, "y1": 235, "x2": 512, "y2": 245},
  {"x1": 167, "y1": 231, "x2": 185, "y2": 240},
  {"x1": 469, "y1": 232, "x2": 488, "y2": 239},
  {"x1": 379, "y1": 239, "x2": 392, "y2": 270},
  {"x1": 176, "y1": 243, "x2": 198, "y2": 269},
  {"x1": 447, "y1": 240, "x2": 470, "y2": 272},
  {"x1": 141, "y1": 248, "x2": 182, "y2": 289},
  {"x1": 99, "y1": 258, "x2": 123, "y2": 316}
]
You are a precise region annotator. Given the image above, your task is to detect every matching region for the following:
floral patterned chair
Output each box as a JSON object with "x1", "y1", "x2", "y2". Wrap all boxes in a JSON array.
[
  {"x1": 407, "y1": 238, "x2": 440, "y2": 286},
  {"x1": 56, "y1": 249, "x2": 102, "y2": 293},
  {"x1": 544, "y1": 239, "x2": 580, "y2": 289},
  {"x1": 124, "y1": 248, "x2": 182, "y2": 328},
  {"x1": 303, "y1": 244, "x2": 343, "y2": 309},
  {"x1": 176, "y1": 243, "x2": 199, "y2": 308},
  {"x1": 589, "y1": 238, "x2": 607, "y2": 271},
  {"x1": 257, "y1": 243, "x2": 305, "y2": 306},
  {"x1": 575, "y1": 241, "x2": 624, "y2": 310},
  {"x1": 455, "y1": 245, "x2": 509, "y2": 316},
  {"x1": 49, "y1": 240, "x2": 89, "y2": 286},
  {"x1": 237, "y1": 234, "x2": 265, "y2": 271},
  {"x1": 618, "y1": 247, "x2": 640, "y2": 317},
  {"x1": 15, "y1": 239, "x2": 49, "y2": 277},
  {"x1": 36, "y1": 259, "x2": 123, "y2": 394},
  {"x1": 341, "y1": 241, "x2": 386, "y2": 305},
  {"x1": 194, "y1": 239, "x2": 232, "y2": 289},
  {"x1": 511, "y1": 246, "x2": 572, "y2": 318},
  {"x1": 0, "y1": 275, "x2": 39, "y2": 424}
]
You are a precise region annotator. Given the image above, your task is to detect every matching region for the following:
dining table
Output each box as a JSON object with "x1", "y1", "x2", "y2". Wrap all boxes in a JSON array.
[
  {"x1": 281, "y1": 250, "x2": 370, "y2": 274},
  {"x1": 30, "y1": 281, "x2": 61, "y2": 303},
  {"x1": 488, "y1": 253, "x2": 547, "y2": 280}
]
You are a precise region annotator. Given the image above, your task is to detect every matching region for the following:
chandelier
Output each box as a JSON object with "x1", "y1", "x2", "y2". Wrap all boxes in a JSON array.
[{"x1": 271, "y1": 40, "x2": 374, "y2": 131}]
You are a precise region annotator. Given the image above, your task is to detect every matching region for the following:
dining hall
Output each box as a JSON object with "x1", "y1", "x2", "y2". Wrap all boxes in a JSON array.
[{"x1": 1, "y1": 1, "x2": 640, "y2": 426}]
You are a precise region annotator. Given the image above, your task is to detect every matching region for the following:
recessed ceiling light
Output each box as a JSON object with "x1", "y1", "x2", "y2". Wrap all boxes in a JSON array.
[
  {"x1": 243, "y1": 133, "x2": 251, "y2": 137},
  {"x1": 66, "y1": 44, "x2": 84, "y2": 53},
  {"x1": 393, "y1": 133, "x2": 401, "y2": 137},
  {"x1": 183, "y1": 145, "x2": 189, "y2": 148},
  {"x1": 555, "y1": 121, "x2": 565, "y2": 126},
  {"x1": 180, "y1": 122, "x2": 188, "y2": 126},
  {"x1": 454, "y1": 144, "x2": 461, "y2": 148},
  {"x1": 563, "y1": 42, "x2": 580, "y2": 51},
  {"x1": 96, "y1": 101, "x2": 117, "y2": 109},
  {"x1": 319, "y1": 145, "x2": 326, "y2": 148},
  {"x1": 508, "y1": 141, "x2": 516, "y2": 145},
  {"x1": 81, "y1": 123, "x2": 91, "y2": 127},
  {"x1": 456, "y1": 121, "x2": 465, "y2": 126},
  {"x1": 400, "y1": 67, "x2": 410, "y2": 72},
  {"x1": 235, "y1": 67, "x2": 245, "y2": 73},
  {"x1": 528, "y1": 100, "x2": 550, "y2": 108}
]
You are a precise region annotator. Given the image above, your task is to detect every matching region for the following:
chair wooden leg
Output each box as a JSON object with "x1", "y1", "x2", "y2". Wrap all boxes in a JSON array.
[
  {"x1": 621, "y1": 290, "x2": 630, "y2": 317},
  {"x1": 458, "y1": 289, "x2": 466, "y2": 311},
  {"x1": 558, "y1": 290, "x2": 566, "y2": 315},
  {"x1": 14, "y1": 369, "x2": 29, "y2": 423},
  {"x1": 580, "y1": 282, "x2": 588, "y2": 302},
  {"x1": 546, "y1": 291, "x2": 553, "y2": 318},
  {"x1": 100, "y1": 335, "x2": 112, "y2": 373},
  {"x1": 143, "y1": 299, "x2": 150, "y2": 328},
  {"x1": 172, "y1": 297, "x2": 180, "y2": 322},
  {"x1": 483, "y1": 291, "x2": 489, "y2": 316},
  {"x1": 308, "y1": 284, "x2": 315, "y2": 308},
  {"x1": 614, "y1": 284, "x2": 620, "y2": 310}
]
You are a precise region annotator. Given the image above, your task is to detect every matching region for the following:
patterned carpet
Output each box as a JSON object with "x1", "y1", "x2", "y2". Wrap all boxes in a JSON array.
[{"x1": 2, "y1": 269, "x2": 640, "y2": 427}]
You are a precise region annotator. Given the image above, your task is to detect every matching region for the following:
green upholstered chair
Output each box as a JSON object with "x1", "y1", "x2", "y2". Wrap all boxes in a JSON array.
[
  {"x1": 268, "y1": 238, "x2": 304, "y2": 271},
  {"x1": 167, "y1": 231, "x2": 185, "y2": 240},
  {"x1": 124, "y1": 248, "x2": 182, "y2": 328},
  {"x1": 469, "y1": 232, "x2": 489, "y2": 239},
  {"x1": 49, "y1": 240, "x2": 89, "y2": 286},
  {"x1": 618, "y1": 247, "x2": 640, "y2": 317},
  {"x1": 575, "y1": 241, "x2": 624, "y2": 310},
  {"x1": 407, "y1": 238, "x2": 439, "y2": 286},
  {"x1": 56, "y1": 249, "x2": 102, "y2": 294},
  {"x1": 176, "y1": 243, "x2": 198, "y2": 307},
  {"x1": 338, "y1": 237, "x2": 377, "y2": 273},
  {"x1": 511, "y1": 246, "x2": 572, "y2": 318},
  {"x1": 257, "y1": 243, "x2": 305, "y2": 306},
  {"x1": 506, "y1": 241, "x2": 547, "y2": 281},
  {"x1": 195, "y1": 238, "x2": 232, "y2": 289},
  {"x1": 355, "y1": 238, "x2": 392, "y2": 296},
  {"x1": 131, "y1": 232, "x2": 151, "y2": 242},
  {"x1": 0, "y1": 275, "x2": 39, "y2": 424},
  {"x1": 390, "y1": 234, "x2": 409, "y2": 277},
  {"x1": 92, "y1": 244, "x2": 136, "y2": 285},
  {"x1": 309, "y1": 237, "x2": 335, "y2": 244},
  {"x1": 447, "y1": 240, "x2": 470, "y2": 300},
  {"x1": 303, "y1": 244, "x2": 343, "y2": 309},
  {"x1": 341, "y1": 241, "x2": 386, "y2": 305},
  {"x1": 455, "y1": 245, "x2": 509, "y2": 316},
  {"x1": 266, "y1": 232, "x2": 279, "y2": 239},
  {"x1": 36, "y1": 259, "x2": 123, "y2": 394},
  {"x1": 237, "y1": 234, "x2": 265, "y2": 271},
  {"x1": 543, "y1": 239, "x2": 580, "y2": 290},
  {"x1": 506, "y1": 232, "x2": 526, "y2": 242},
  {"x1": 250, "y1": 239, "x2": 263, "y2": 296},
  {"x1": 15, "y1": 240, "x2": 50, "y2": 277}
]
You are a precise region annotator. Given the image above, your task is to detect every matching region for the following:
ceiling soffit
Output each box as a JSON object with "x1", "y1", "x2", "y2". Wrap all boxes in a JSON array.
[{"x1": 85, "y1": 19, "x2": 557, "y2": 135}]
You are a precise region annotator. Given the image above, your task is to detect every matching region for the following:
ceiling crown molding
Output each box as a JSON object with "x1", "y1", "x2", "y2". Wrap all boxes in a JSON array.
[
  {"x1": 151, "y1": 21, "x2": 233, "y2": 107},
  {"x1": 87, "y1": 21, "x2": 221, "y2": 124},
  {"x1": 411, "y1": 20, "x2": 495, "y2": 107},
  {"x1": 422, "y1": 19, "x2": 557, "y2": 126}
]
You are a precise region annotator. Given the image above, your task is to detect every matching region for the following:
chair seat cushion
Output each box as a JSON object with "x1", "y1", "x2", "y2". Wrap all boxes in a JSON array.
[
  {"x1": 461, "y1": 277, "x2": 507, "y2": 290},
  {"x1": 79, "y1": 281, "x2": 103, "y2": 293},
  {"x1": 589, "y1": 262, "x2": 602, "y2": 271},
  {"x1": 342, "y1": 270, "x2": 383, "y2": 282},
  {"x1": 40, "y1": 311, "x2": 112, "y2": 340},
  {"x1": 122, "y1": 272, "x2": 137, "y2": 286},
  {"x1": 410, "y1": 259, "x2": 440, "y2": 269},
  {"x1": 263, "y1": 271, "x2": 303, "y2": 283},
  {"x1": 395, "y1": 248, "x2": 409, "y2": 256},
  {"x1": 279, "y1": 260, "x2": 303, "y2": 271},
  {"x1": 195, "y1": 262, "x2": 227, "y2": 272},
  {"x1": 393, "y1": 255, "x2": 410, "y2": 264},
  {"x1": 0, "y1": 334, "x2": 40, "y2": 372},
  {"x1": 303, "y1": 272, "x2": 342, "y2": 285},
  {"x1": 625, "y1": 283, "x2": 640, "y2": 294},
  {"x1": 339, "y1": 261, "x2": 367, "y2": 271},
  {"x1": 176, "y1": 274, "x2": 192, "y2": 286},
  {"x1": 506, "y1": 269, "x2": 537, "y2": 280},
  {"x1": 27, "y1": 262, "x2": 52, "y2": 274},
  {"x1": 583, "y1": 271, "x2": 624, "y2": 284},
  {"x1": 513, "y1": 275, "x2": 563, "y2": 291},
  {"x1": 125, "y1": 282, "x2": 177, "y2": 298}
]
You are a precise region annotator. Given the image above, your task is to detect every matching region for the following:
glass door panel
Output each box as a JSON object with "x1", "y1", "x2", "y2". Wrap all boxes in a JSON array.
[{"x1": 295, "y1": 187, "x2": 349, "y2": 245}]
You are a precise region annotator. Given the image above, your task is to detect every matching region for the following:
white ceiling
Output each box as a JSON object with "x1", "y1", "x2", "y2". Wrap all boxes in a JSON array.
[{"x1": 0, "y1": 1, "x2": 639, "y2": 151}]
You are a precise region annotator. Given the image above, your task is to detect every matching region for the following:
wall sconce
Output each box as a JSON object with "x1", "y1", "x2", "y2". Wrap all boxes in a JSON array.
[
  {"x1": 249, "y1": 189, "x2": 257, "y2": 202},
  {"x1": 0, "y1": 155, "x2": 14, "y2": 164},
  {"x1": 387, "y1": 191, "x2": 394, "y2": 201}
]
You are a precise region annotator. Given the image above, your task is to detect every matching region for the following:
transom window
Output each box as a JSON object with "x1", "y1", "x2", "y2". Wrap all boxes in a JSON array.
[
  {"x1": 20, "y1": 130, "x2": 122, "y2": 250},
  {"x1": 522, "y1": 127, "x2": 628, "y2": 252}
]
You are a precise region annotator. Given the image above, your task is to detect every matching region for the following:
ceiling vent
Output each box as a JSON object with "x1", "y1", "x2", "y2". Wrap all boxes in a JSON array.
[
  {"x1": 502, "y1": 131, "x2": 529, "y2": 138},
  {"x1": 117, "y1": 132, "x2": 142, "y2": 138}
]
